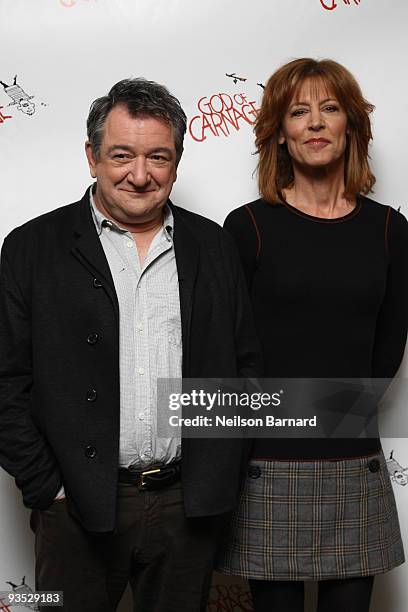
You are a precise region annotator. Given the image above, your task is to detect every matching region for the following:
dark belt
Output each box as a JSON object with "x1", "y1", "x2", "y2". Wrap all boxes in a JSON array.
[{"x1": 118, "y1": 461, "x2": 181, "y2": 490}]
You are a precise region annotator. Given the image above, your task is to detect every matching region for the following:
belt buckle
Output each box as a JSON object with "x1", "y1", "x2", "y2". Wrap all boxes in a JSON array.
[{"x1": 139, "y1": 467, "x2": 161, "y2": 489}]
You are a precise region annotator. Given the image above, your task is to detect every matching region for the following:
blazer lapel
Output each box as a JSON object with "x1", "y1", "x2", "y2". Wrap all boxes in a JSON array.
[
  {"x1": 171, "y1": 204, "x2": 200, "y2": 377},
  {"x1": 71, "y1": 187, "x2": 119, "y2": 316}
]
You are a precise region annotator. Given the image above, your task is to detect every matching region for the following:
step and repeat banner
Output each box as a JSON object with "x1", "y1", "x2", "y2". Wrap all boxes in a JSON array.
[{"x1": 1, "y1": 0, "x2": 407, "y2": 610}]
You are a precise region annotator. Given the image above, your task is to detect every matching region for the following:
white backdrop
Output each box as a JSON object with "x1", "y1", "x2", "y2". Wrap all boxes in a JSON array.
[{"x1": 1, "y1": 0, "x2": 407, "y2": 610}]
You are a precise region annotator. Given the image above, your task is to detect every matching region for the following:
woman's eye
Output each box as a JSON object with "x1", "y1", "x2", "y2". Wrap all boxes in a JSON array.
[
  {"x1": 292, "y1": 109, "x2": 306, "y2": 117},
  {"x1": 323, "y1": 105, "x2": 338, "y2": 112}
]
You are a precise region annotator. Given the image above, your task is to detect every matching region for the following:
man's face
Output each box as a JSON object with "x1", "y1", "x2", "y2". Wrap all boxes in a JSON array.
[
  {"x1": 394, "y1": 471, "x2": 408, "y2": 486},
  {"x1": 86, "y1": 105, "x2": 178, "y2": 226},
  {"x1": 18, "y1": 100, "x2": 35, "y2": 115}
]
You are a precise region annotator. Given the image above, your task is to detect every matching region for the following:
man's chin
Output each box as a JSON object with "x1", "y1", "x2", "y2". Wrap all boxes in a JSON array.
[
  {"x1": 119, "y1": 202, "x2": 166, "y2": 225},
  {"x1": 120, "y1": 192, "x2": 157, "y2": 209}
]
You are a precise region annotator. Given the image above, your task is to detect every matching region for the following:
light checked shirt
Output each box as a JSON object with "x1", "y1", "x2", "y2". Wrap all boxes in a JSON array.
[{"x1": 90, "y1": 190, "x2": 182, "y2": 468}]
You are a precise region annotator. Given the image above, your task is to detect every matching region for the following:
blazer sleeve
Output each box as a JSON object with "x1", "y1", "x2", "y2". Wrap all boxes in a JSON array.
[
  {"x1": 371, "y1": 208, "x2": 408, "y2": 382},
  {"x1": 0, "y1": 237, "x2": 62, "y2": 509}
]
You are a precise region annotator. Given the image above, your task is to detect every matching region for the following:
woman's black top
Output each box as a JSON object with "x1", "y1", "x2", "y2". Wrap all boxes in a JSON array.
[{"x1": 224, "y1": 196, "x2": 408, "y2": 459}]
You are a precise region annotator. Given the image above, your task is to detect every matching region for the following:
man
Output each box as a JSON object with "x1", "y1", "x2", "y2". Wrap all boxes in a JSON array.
[{"x1": 0, "y1": 78, "x2": 261, "y2": 611}]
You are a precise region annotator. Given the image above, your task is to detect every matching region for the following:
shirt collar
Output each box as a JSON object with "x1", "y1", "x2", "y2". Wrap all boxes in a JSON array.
[
  {"x1": 89, "y1": 186, "x2": 174, "y2": 241},
  {"x1": 162, "y1": 203, "x2": 174, "y2": 242},
  {"x1": 90, "y1": 189, "x2": 110, "y2": 236}
]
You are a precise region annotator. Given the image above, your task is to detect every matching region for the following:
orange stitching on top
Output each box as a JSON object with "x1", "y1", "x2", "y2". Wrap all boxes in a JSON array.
[
  {"x1": 385, "y1": 206, "x2": 392, "y2": 255},
  {"x1": 244, "y1": 204, "x2": 261, "y2": 260},
  {"x1": 282, "y1": 198, "x2": 362, "y2": 224}
]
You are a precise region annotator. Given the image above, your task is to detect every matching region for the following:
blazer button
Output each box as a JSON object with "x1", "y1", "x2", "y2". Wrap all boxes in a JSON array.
[
  {"x1": 248, "y1": 465, "x2": 261, "y2": 479},
  {"x1": 368, "y1": 458, "x2": 380, "y2": 473},
  {"x1": 86, "y1": 388, "x2": 97, "y2": 402},
  {"x1": 87, "y1": 332, "x2": 99, "y2": 345},
  {"x1": 85, "y1": 445, "x2": 97, "y2": 459},
  {"x1": 93, "y1": 278, "x2": 103, "y2": 288}
]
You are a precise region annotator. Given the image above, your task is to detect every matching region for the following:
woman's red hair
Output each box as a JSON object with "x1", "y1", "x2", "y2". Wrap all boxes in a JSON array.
[{"x1": 255, "y1": 58, "x2": 375, "y2": 203}]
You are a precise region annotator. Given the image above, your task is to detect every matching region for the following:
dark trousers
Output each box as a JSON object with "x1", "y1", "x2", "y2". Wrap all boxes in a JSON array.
[
  {"x1": 31, "y1": 481, "x2": 228, "y2": 612},
  {"x1": 249, "y1": 576, "x2": 374, "y2": 612}
]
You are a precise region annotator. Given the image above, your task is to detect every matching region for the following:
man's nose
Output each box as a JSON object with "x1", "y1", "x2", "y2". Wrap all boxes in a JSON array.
[{"x1": 127, "y1": 157, "x2": 150, "y2": 186}]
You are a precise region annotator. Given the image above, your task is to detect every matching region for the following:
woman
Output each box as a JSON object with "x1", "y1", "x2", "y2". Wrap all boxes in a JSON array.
[{"x1": 218, "y1": 58, "x2": 408, "y2": 611}]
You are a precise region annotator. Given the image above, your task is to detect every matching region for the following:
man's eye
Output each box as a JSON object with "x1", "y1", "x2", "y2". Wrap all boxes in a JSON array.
[
  {"x1": 113, "y1": 153, "x2": 128, "y2": 160},
  {"x1": 150, "y1": 155, "x2": 167, "y2": 161}
]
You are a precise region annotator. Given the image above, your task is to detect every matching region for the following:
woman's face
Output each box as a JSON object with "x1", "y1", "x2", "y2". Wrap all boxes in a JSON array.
[{"x1": 279, "y1": 78, "x2": 348, "y2": 171}]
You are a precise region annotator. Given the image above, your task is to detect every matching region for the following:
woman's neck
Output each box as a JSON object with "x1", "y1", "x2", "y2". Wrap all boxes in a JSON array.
[{"x1": 284, "y1": 160, "x2": 356, "y2": 219}]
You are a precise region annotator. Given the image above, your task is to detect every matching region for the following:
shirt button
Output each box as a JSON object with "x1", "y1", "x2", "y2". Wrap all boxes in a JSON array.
[
  {"x1": 93, "y1": 278, "x2": 103, "y2": 288},
  {"x1": 136, "y1": 323, "x2": 143, "y2": 332},
  {"x1": 368, "y1": 458, "x2": 380, "y2": 473},
  {"x1": 126, "y1": 241, "x2": 133, "y2": 248},
  {"x1": 137, "y1": 368, "x2": 145, "y2": 376},
  {"x1": 139, "y1": 413, "x2": 145, "y2": 421},
  {"x1": 85, "y1": 445, "x2": 97, "y2": 459},
  {"x1": 87, "y1": 388, "x2": 97, "y2": 402},
  {"x1": 87, "y1": 332, "x2": 99, "y2": 345}
]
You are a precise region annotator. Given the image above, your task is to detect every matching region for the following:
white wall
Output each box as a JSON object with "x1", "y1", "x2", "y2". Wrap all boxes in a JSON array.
[{"x1": 1, "y1": 0, "x2": 407, "y2": 609}]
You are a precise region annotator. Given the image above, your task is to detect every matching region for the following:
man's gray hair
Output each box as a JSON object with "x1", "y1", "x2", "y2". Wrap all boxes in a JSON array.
[{"x1": 87, "y1": 78, "x2": 187, "y2": 164}]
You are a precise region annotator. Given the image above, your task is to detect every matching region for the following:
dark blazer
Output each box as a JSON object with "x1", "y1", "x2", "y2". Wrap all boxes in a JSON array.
[{"x1": 0, "y1": 188, "x2": 262, "y2": 531}]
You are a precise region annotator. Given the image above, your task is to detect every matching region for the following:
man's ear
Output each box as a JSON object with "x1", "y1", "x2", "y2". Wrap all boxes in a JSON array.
[
  {"x1": 174, "y1": 149, "x2": 184, "y2": 182},
  {"x1": 85, "y1": 141, "x2": 97, "y2": 178}
]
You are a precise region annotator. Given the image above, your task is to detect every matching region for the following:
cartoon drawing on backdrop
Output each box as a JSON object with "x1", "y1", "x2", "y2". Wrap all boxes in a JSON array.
[
  {"x1": 320, "y1": 0, "x2": 361, "y2": 10},
  {"x1": 0, "y1": 75, "x2": 35, "y2": 116},
  {"x1": 189, "y1": 92, "x2": 259, "y2": 143},
  {"x1": 225, "y1": 73, "x2": 265, "y2": 90},
  {"x1": 386, "y1": 450, "x2": 408, "y2": 487},
  {"x1": 2, "y1": 576, "x2": 39, "y2": 611},
  {"x1": 226, "y1": 73, "x2": 247, "y2": 85}
]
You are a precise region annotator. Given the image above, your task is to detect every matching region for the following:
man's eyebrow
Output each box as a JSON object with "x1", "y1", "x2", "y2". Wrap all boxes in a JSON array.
[
  {"x1": 147, "y1": 147, "x2": 174, "y2": 155},
  {"x1": 107, "y1": 145, "x2": 134, "y2": 154},
  {"x1": 106, "y1": 145, "x2": 174, "y2": 155}
]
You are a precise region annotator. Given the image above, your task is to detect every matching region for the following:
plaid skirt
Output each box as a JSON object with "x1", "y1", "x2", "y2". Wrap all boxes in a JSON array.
[{"x1": 217, "y1": 452, "x2": 404, "y2": 581}]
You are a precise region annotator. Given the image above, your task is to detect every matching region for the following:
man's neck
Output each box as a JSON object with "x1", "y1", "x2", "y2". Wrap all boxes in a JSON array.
[
  {"x1": 92, "y1": 192, "x2": 166, "y2": 264},
  {"x1": 130, "y1": 216, "x2": 164, "y2": 266}
]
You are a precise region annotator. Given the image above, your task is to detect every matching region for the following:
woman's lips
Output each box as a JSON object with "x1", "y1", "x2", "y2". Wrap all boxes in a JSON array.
[{"x1": 305, "y1": 139, "x2": 330, "y2": 149}]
